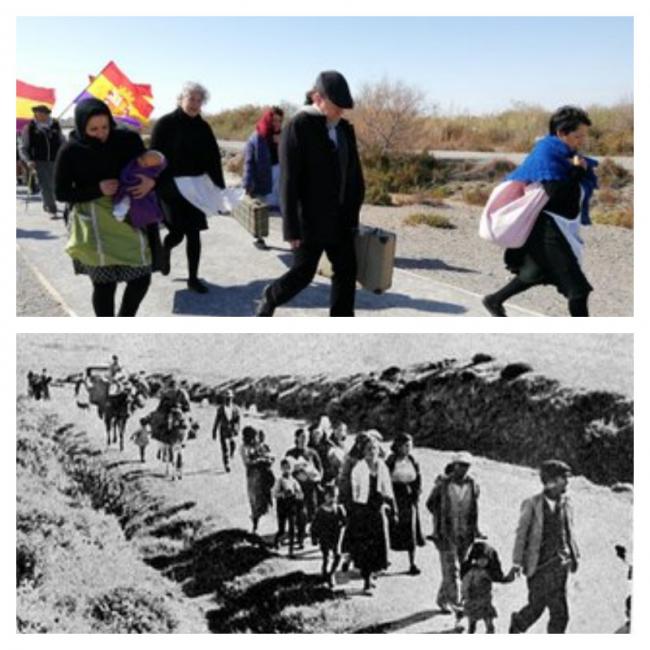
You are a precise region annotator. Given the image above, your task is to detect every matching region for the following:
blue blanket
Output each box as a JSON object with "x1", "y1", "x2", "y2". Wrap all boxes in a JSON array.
[{"x1": 506, "y1": 135, "x2": 598, "y2": 225}]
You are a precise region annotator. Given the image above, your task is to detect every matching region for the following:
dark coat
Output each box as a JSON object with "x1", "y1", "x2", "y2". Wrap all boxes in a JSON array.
[
  {"x1": 150, "y1": 108, "x2": 225, "y2": 232},
  {"x1": 54, "y1": 100, "x2": 144, "y2": 205},
  {"x1": 426, "y1": 474, "x2": 480, "y2": 550},
  {"x1": 243, "y1": 132, "x2": 273, "y2": 196},
  {"x1": 21, "y1": 120, "x2": 64, "y2": 162},
  {"x1": 280, "y1": 109, "x2": 364, "y2": 244}
]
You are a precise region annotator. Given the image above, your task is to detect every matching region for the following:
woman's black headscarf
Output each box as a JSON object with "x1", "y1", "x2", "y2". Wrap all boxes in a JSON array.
[{"x1": 73, "y1": 98, "x2": 116, "y2": 144}]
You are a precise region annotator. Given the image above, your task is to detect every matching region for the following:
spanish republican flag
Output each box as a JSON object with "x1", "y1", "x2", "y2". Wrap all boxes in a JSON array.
[
  {"x1": 79, "y1": 61, "x2": 153, "y2": 128},
  {"x1": 16, "y1": 80, "x2": 56, "y2": 132}
]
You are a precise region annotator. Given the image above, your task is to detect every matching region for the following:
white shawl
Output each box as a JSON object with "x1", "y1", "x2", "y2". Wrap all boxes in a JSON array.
[{"x1": 351, "y1": 459, "x2": 394, "y2": 504}]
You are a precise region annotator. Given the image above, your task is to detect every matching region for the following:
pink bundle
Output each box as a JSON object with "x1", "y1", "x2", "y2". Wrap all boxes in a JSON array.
[{"x1": 479, "y1": 181, "x2": 549, "y2": 248}]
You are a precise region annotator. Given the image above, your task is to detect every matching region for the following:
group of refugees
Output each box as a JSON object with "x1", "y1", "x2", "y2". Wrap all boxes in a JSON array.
[
  {"x1": 221, "y1": 409, "x2": 581, "y2": 634},
  {"x1": 20, "y1": 65, "x2": 597, "y2": 318},
  {"x1": 26, "y1": 369, "x2": 52, "y2": 400}
]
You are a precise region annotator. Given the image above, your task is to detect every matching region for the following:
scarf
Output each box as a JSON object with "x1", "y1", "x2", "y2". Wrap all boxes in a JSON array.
[{"x1": 506, "y1": 135, "x2": 598, "y2": 225}]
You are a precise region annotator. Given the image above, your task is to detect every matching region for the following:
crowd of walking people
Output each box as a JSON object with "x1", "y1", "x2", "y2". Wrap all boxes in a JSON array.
[
  {"x1": 26, "y1": 361, "x2": 630, "y2": 633},
  {"x1": 218, "y1": 407, "x2": 583, "y2": 634},
  {"x1": 17, "y1": 67, "x2": 599, "y2": 317}
]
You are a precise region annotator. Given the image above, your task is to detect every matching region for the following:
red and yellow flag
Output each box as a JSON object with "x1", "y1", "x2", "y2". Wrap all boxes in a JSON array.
[
  {"x1": 16, "y1": 80, "x2": 56, "y2": 132},
  {"x1": 80, "y1": 61, "x2": 154, "y2": 128}
]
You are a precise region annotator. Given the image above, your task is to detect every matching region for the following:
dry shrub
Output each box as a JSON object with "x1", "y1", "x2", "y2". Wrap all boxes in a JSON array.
[
  {"x1": 225, "y1": 153, "x2": 244, "y2": 175},
  {"x1": 592, "y1": 207, "x2": 634, "y2": 229},
  {"x1": 352, "y1": 78, "x2": 427, "y2": 154},
  {"x1": 403, "y1": 212, "x2": 456, "y2": 229},
  {"x1": 596, "y1": 187, "x2": 621, "y2": 207},
  {"x1": 462, "y1": 185, "x2": 492, "y2": 206},
  {"x1": 598, "y1": 158, "x2": 633, "y2": 189}
]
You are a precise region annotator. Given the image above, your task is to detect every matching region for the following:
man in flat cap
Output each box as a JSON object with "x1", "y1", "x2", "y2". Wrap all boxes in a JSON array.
[
  {"x1": 19, "y1": 104, "x2": 65, "y2": 216},
  {"x1": 509, "y1": 460, "x2": 579, "y2": 633},
  {"x1": 426, "y1": 451, "x2": 481, "y2": 617},
  {"x1": 256, "y1": 70, "x2": 365, "y2": 317}
]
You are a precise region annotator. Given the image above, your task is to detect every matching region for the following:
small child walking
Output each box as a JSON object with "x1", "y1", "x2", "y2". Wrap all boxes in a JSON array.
[
  {"x1": 460, "y1": 539, "x2": 515, "y2": 633},
  {"x1": 130, "y1": 417, "x2": 151, "y2": 463},
  {"x1": 273, "y1": 457, "x2": 303, "y2": 558},
  {"x1": 310, "y1": 483, "x2": 346, "y2": 587}
]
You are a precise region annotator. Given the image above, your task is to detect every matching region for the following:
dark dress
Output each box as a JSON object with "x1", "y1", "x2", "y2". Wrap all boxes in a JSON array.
[
  {"x1": 504, "y1": 168, "x2": 592, "y2": 300},
  {"x1": 386, "y1": 455, "x2": 425, "y2": 552},
  {"x1": 347, "y1": 475, "x2": 389, "y2": 574},
  {"x1": 150, "y1": 107, "x2": 225, "y2": 234}
]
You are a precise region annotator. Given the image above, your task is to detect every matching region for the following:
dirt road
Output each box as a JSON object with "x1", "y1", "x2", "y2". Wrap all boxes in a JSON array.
[{"x1": 40, "y1": 384, "x2": 632, "y2": 633}]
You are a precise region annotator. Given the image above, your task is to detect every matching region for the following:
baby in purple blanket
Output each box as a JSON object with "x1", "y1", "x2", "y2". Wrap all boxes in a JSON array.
[
  {"x1": 113, "y1": 150, "x2": 166, "y2": 226},
  {"x1": 113, "y1": 150, "x2": 167, "y2": 272}
]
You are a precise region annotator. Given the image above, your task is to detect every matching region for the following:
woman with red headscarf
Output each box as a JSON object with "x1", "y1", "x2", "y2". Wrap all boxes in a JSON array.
[{"x1": 243, "y1": 106, "x2": 284, "y2": 248}]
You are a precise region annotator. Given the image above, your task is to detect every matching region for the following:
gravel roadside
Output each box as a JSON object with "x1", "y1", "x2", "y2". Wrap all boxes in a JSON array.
[
  {"x1": 16, "y1": 249, "x2": 69, "y2": 317},
  {"x1": 357, "y1": 200, "x2": 633, "y2": 317}
]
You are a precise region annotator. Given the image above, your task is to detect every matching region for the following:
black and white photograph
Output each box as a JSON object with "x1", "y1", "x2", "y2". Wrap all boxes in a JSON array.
[{"x1": 16, "y1": 333, "x2": 633, "y2": 634}]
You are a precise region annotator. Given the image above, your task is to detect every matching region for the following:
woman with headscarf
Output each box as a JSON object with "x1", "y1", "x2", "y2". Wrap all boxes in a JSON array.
[
  {"x1": 347, "y1": 435, "x2": 395, "y2": 594},
  {"x1": 150, "y1": 82, "x2": 225, "y2": 294},
  {"x1": 243, "y1": 106, "x2": 284, "y2": 248},
  {"x1": 385, "y1": 433, "x2": 425, "y2": 575},
  {"x1": 54, "y1": 98, "x2": 154, "y2": 316},
  {"x1": 482, "y1": 105, "x2": 598, "y2": 317}
]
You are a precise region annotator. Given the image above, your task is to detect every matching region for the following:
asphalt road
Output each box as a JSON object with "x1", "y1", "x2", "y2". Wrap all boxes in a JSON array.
[{"x1": 16, "y1": 191, "x2": 538, "y2": 318}]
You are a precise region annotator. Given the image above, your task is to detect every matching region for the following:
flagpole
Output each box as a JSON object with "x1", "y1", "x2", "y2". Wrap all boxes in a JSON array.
[{"x1": 57, "y1": 61, "x2": 111, "y2": 121}]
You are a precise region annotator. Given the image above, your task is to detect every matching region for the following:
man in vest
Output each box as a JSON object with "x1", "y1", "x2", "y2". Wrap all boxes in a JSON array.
[
  {"x1": 509, "y1": 460, "x2": 579, "y2": 633},
  {"x1": 212, "y1": 389, "x2": 241, "y2": 472},
  {"x1": 19, "y1": 104, "x2": 65, "y2": 216}
]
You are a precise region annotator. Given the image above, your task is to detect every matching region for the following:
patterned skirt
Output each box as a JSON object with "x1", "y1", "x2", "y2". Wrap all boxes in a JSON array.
[{"x1": 73, "y1": 259, "x2": 151, "y2": 284}]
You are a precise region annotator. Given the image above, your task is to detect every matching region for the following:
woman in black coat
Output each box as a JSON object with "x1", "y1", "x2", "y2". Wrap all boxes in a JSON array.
[
  {"x1": 150, "y1": 82, "x2": 225, "y2": 294},
  {"x1": 54, "y1": 98, "x2": 154, "y2": 316}
]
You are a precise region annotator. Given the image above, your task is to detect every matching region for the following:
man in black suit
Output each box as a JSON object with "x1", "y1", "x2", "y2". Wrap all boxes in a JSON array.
[
  {"x1": 212, "y1": 390, "x2": 241, "y2": 472},
  {"x1": 256, "y1": 70, "x2": 365, "y2": 317}
]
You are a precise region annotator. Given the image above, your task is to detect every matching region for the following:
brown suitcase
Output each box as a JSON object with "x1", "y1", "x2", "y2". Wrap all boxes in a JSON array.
[
  {"x1": 232, "y1": 196, "x2": 269, "y2": 238},
  {"x1": 317, "y1": 225, "x2": 396, "y2": 294}
]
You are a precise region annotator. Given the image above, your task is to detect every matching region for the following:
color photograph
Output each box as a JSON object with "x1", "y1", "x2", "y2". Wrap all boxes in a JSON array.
[{"x1": 16, "y1": 16, "x2": 633, "y2": 317}]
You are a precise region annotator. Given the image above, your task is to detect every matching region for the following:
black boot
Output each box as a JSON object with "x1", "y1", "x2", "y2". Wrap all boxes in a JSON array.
[{"x1": 255, "y1": 285, "x2": 276, "y2": 316}]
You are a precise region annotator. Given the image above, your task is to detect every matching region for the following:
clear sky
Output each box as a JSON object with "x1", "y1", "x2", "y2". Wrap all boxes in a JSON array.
[{"x1": 16, "y1": 16, "x2": 633, "y2": 118}]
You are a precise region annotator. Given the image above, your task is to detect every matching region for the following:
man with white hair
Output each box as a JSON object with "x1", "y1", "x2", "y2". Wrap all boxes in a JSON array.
[{"x1": 426, "y1": 451, "x2": 481, "y2": 617}]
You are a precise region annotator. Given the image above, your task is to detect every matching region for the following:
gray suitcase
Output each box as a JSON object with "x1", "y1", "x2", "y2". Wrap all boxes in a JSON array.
[
  {"x1": 232, "y1": 196, "x2": 269, "y2": 238},
  {"x1": 318, "y1": 225, "x2": 396, "y2": 294}
]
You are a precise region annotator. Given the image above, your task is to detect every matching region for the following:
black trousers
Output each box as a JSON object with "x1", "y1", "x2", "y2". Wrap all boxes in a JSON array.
[
  {"x1": 275, "y1": 497, "x2": 299, "y2": 551},
  {"x1": 267, "y1": 238, "x2": 357, "y2": 316},
  {"x1": 220, "y1": 433, "x2": 236, "y2": 470},
  {"x1": 511, "y1": 563, "x2": 570, "y2": 633}
]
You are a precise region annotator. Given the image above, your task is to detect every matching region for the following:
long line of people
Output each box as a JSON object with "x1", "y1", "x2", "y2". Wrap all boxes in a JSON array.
[
  {"x1": 21, "y1": 66, "x2": 598, "y2": 318},
  {"x1": 230, "y1": 413, "x2": 587, "y2": 634}
]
